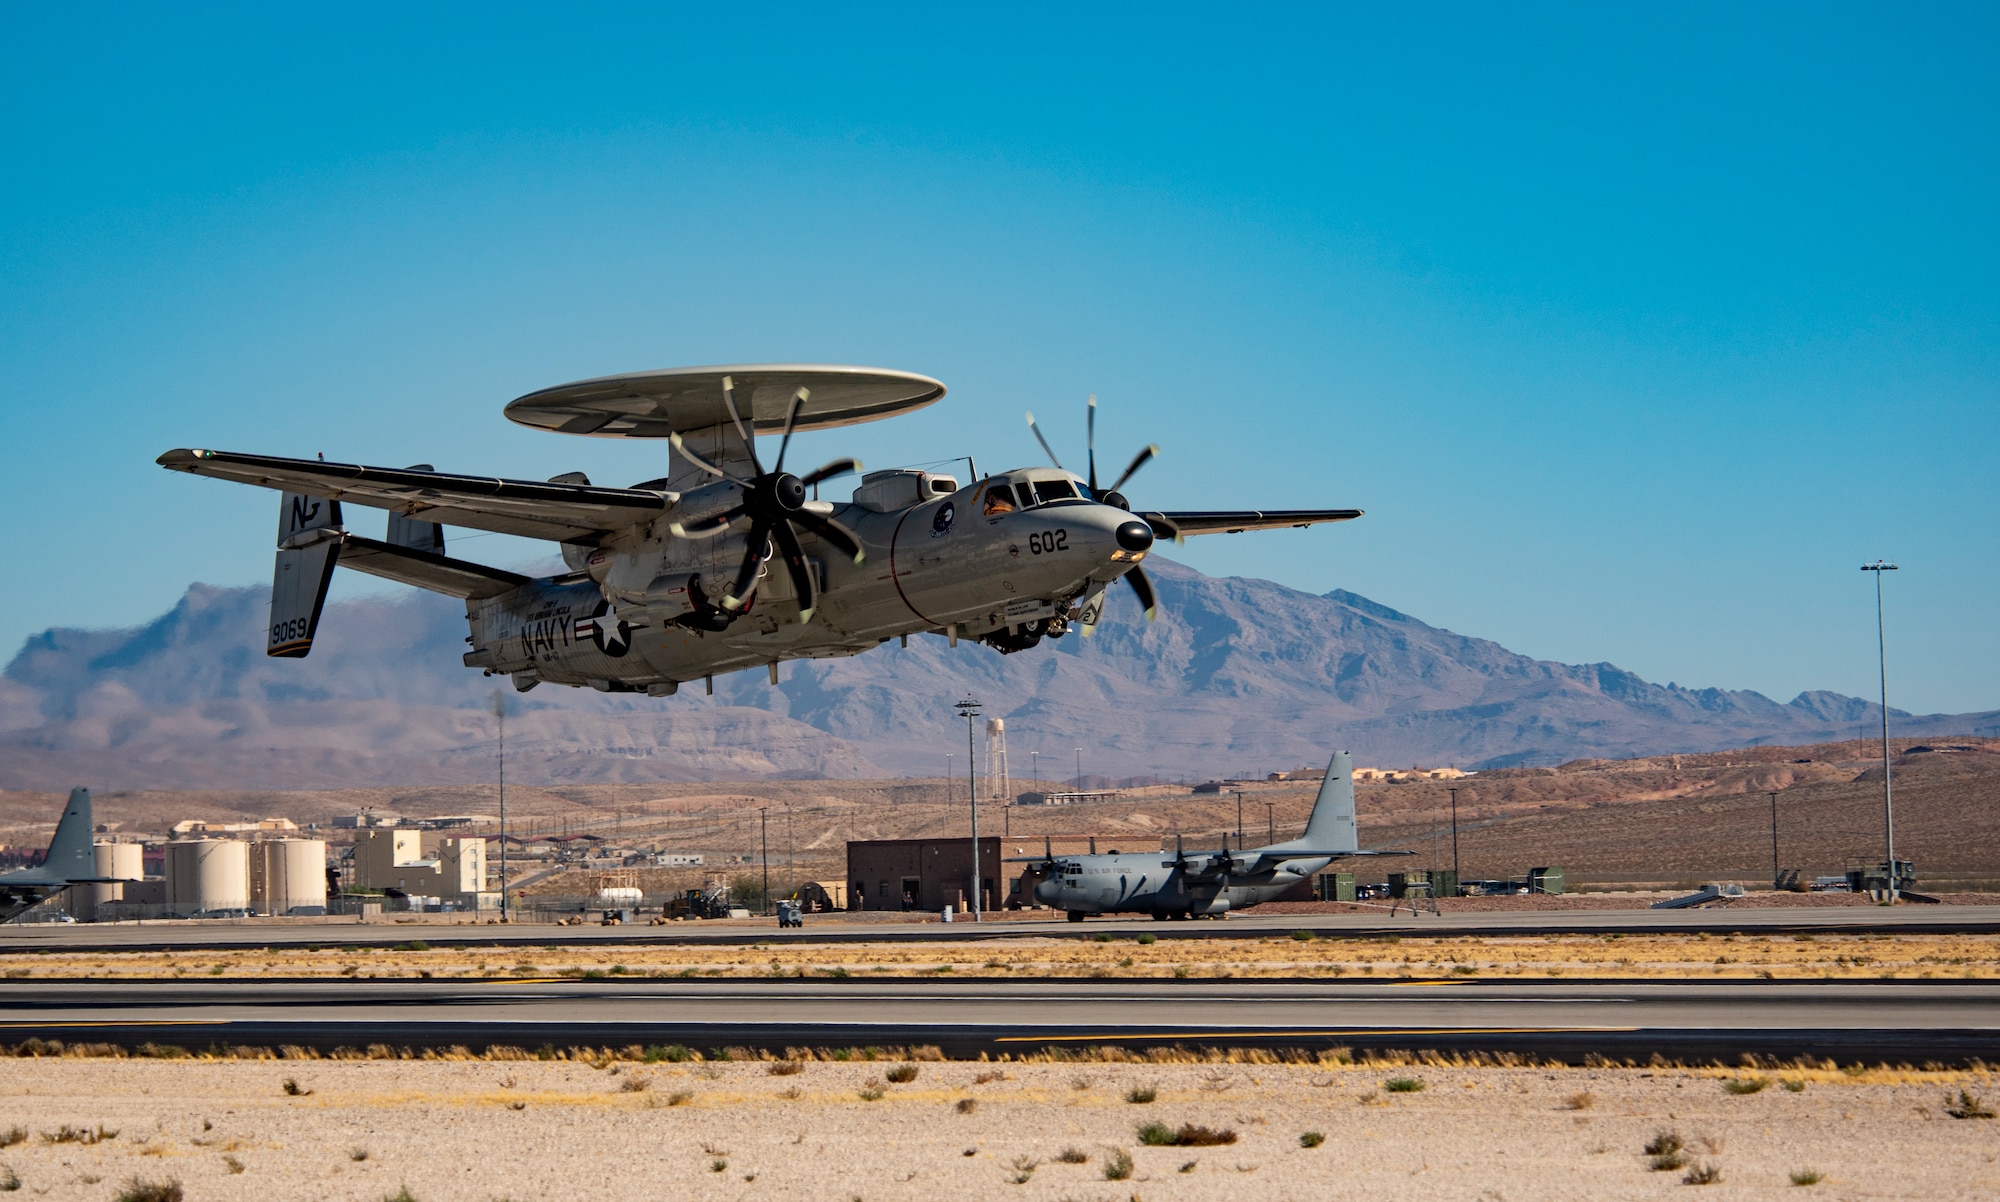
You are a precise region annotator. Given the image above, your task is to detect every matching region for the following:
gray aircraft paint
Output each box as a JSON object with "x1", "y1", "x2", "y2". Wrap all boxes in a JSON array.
[
  {"x1": 1027, "y1": 751, "x2": 1405, "y2": 919},
  {"x1": 0, "y1": 788, "x2": 117, "y2": 923}
]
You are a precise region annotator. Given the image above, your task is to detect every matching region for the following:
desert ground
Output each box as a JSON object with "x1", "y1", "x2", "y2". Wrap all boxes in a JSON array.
[
  {"x1": 2, "y1": 737, "x2": 1994, "y2": 899},
  {"x1": 0, "y1": 1049, "x2": 1993, "y2": 1201}
]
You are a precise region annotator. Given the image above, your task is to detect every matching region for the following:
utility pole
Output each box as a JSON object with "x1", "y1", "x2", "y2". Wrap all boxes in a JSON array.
[
  {"x1": 1862, "y1": 560, "x2": 1899, "y2": 900},
  {"x1": 1074, "y1": 747, "x2": 1083, "y2": 794},
  {"x1": 1265, "y1": 800, "x2": 1275, "y2": 844},
  {"x1": 957, "y1": 697, "x2": 984, "y2": 921},
  {"x1": 1769, "y1": 791, "x2": 1780, "y2": 891},
  {"x1": 492, "y1": 691, "x2": 508, "y2": 923},
  {"x1": 1448, "y1": 787, "x2": 1460, "y2": 881},
  {"x1": 1235, "y1": 791, "x2": 1244, "y2": 844},
  {"x1": 759, "y1": 807, "x2": 770, "y2": 915},
  {"x1": 785, "y1": 805, "x2": 794, "y2": 902}
]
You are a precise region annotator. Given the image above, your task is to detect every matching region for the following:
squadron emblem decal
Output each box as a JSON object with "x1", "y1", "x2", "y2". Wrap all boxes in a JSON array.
[
  {"x1": 930, "y1": 501, "x2": 956, "y2": 537},
  {"x1": 574, "y1": 603, "x2": 631, "y2": 657}
]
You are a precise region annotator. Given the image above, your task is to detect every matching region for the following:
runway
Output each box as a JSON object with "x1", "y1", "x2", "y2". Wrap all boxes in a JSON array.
[
  {"x1": 4, "y1": 903, "x2": 1998, "y2": 953},
  {"x1": 0, "y1": 976, "x2": 1992, "y2": 1065}
]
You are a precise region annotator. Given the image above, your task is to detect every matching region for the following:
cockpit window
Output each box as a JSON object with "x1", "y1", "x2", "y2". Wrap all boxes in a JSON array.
[
  {"x1": 1033, "y1": 479, "x2": 1079, "y2": 504},
  {"x1": 982, "y1": 486, "x2": 1016, "y2": 517},
  {"x1": 1014, "y1": 482, "x2": 1037, "y2": 510}
]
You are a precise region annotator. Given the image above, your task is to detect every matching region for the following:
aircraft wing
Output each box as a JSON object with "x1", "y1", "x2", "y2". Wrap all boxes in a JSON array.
[
  {"x1": 336, "y1": 535, "x2": 532, "y2": 600},
  {"x1": 158, "y1": 449, "x2": 672, "y2": 541},
  {"x1": 1140, "y1": 509, "x2": 1364, "y2": 538}
]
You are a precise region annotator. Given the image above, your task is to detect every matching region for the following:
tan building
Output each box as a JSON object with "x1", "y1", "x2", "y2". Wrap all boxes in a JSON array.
[
  {"x1": 847, "y1": 835, "x2": 1139, "y2": 913},
  {"x1": 352, "y1": 830, "x2": 495, "y2": 908}
]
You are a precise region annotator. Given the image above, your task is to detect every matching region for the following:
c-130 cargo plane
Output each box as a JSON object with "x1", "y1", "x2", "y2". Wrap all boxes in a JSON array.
[
  {"x1": 159, "y1": 365, "x2": 1361, "y2": 693},
  {"x1": 1019, "y1": 751, "x2": 1410, "y2": 921}
]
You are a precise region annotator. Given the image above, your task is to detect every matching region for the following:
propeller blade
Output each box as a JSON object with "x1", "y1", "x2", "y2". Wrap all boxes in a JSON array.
[
  {"x1": 1025, "y1": 412, "x2": 1064, "y2": 470},
  {"x1": 792, "y1": 510, "x2": 866, "y2": 564},
  {"x1": 1124, "y1": 565, "x2": 1159, "y2": 622},
  {"x1": 1107, "y1": 444, "x2": 1158, "y2": 496},
  {"x1": 721, "y1": 516, "x2": 773, "y2": 610},
  {"x1": 1086, "y1": 394, "x2": 1097, "y2": 493},
  {"x1": 669, "y1": 504, "x2": 747, "y2": 538},
  {"x1": 773, "y1": 387, "x2": 809, "y2": 475},
  {"x1": 770, "y1": 519, "x2": 817, "y2": 623},
  {"x1": 800, "y1": 456, "x2": 863, "y2": 487},
  {"x1": 668, "y1": 433, "x2": 748, "y2": 485},
  {"x1": 720, "y1": 375, "x2": 762, "y2": 475},
  {"x1": 1044, "y1": 835, "x2": 1053, "y2": 864}
]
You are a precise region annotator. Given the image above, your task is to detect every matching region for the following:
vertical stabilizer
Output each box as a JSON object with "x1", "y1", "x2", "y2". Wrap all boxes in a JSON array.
[
  {"x1": 1298, "y1": 750, "x2": 1358, "y2": 852},
  {"x1": 0, "y1": 788, "x2": 96, "y2": 886},
  {"x1": 270, "y1": 492, "x2": 344, "y2": 657}
]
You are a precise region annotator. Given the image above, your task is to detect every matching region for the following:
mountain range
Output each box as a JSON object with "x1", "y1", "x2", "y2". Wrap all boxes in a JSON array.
[{"x1": 2, "y1": 560, "x2": 1991, "y2": 791}]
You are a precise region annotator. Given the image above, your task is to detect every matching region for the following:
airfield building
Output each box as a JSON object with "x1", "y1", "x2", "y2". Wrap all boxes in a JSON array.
[{"x1": 351, "y1": 829, "x2": 496, "y2": 909}]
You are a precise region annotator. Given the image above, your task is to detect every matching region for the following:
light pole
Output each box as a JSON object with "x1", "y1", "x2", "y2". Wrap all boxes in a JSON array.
[
  {"x1": 491, "y1": 691, "x2": 508, "y2": 923},
  {"x1": 1769, "y1": 791, "x2": 1780, "y2": 891},
  {"x1": 759, "y1": 807, "x2": 770, "y2": 915},
  {"x1": 1448, "y1": 787, "x2": 1460, "y2": 882},
  {"x1": 1031, "y1": 750, "x2": 1039, "y2": 788},
  {"x1": 1265, "y1": 800, "x2": 1276, "y2": 845},
  {"x1": 956, "y1": 697, "x2": 984, "y2": 921},
  {"x1": 1074, "y1": 747, "x2": 1083, "y2": 794},
  {"x1": 1235, "y1": 790, "x2": 1244, "y2": 844},
  {"x1": 1861, "y1": 560, "x2": 1899, "y2": 899}
]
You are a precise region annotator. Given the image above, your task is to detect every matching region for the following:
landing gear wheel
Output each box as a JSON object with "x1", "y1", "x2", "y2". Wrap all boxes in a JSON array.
[
  {"x1": 1066, "y1": 910, "x2": 1086, "y2": 923},
  {"x1": 1150, "y1": 911, "x2": 1168, "y2": 921}
]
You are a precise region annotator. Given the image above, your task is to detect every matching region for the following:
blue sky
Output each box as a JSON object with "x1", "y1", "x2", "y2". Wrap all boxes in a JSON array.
[{"x1": 2, "y1": 4, "x2": 1994, "y2": 715}]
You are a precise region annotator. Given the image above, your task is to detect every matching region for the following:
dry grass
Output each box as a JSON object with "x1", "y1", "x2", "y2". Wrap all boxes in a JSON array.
[{"x1": 10, "y1": 930, "x2": 2000, "y2": 983}]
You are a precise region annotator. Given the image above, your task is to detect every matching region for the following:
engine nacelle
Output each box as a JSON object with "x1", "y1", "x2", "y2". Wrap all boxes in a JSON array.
[{"x1": 632, "y1": 571, "x2": 705, "y2": 625}]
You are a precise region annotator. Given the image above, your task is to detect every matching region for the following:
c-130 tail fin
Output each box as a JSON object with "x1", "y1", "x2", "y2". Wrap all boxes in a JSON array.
[
  {"x1": 269, "y1": 491, "x2": 344, "y2": 657},
  {"x1": 1298, "y1": 750, "x2": 1359, "y2": 853}
]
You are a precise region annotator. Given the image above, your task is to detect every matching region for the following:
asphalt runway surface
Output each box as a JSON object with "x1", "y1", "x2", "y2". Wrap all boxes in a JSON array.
[
  {"x1": 0, "y1": 976, "x2": 1992, "y2": 1066},
  {"x1": 3, "y1": 904, "x2": 1997, "y2": 953}
]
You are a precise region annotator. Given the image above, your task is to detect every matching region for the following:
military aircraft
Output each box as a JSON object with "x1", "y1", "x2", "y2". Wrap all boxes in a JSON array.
[
  {"x1": 0, "y1": 789, "x2": 120, "y2": 923},
  {"x1": 158, "y1": 365, "x2": 1361, "y2": 693},
  {"x1": 1018, "y1": 751, "x2": 1409, "y2": 921}
]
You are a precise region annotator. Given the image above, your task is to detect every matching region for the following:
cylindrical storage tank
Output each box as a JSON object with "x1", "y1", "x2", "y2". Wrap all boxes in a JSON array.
[
  {"x1": 251, "y1": 839, "x2": 328, "y2": 915},
  {"x1": 595, "y1": 886, "x2": 643, "y2": 907},
  {"x1": 74, "y1": 842, "x2": 144, "y2": 921},
  {"x1": 166, "y1": 839, "x2": 249, "y2": 914}
]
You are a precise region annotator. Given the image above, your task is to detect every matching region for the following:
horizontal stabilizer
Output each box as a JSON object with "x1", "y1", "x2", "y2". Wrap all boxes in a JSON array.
[{"x1": 336, "y1": 535, "x2": 528, "y2": 600}]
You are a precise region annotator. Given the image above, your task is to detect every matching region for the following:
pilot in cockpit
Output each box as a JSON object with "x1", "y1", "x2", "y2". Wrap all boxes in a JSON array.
[{"x1": 982, "y1": 484, "x2": 1017, "y2": 517}]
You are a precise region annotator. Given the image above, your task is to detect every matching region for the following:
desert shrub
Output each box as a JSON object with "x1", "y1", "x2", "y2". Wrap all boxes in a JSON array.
[
  {"x1": 113, "y1": 1179, "x2": 182, "y2": 1202},
  {"x1": 1124, "y1": 1084, "x2": 1157, "y2": 1104},
  {"x1": 348, "y1": 1148, "x2": 369, "y2": 1162},
  {"x1": 1782, "y1": 1079, "x2": 1807, "y2": 1093},
  {"x1": 1562, "y1": 1091, "x2": 1596, "y2": 1111},
  {"x1": 666, "y1": 1090, "x2": 693, "y2": 1107},
  {"x1": 1299, "y1": 1131, "x2": 1326, "y2": 1148},
  {"x1": 1007, "y1": 1155, "x2": 1037, "y2": 1184},
  {"x1": 43, "y1": 1125, "x2": 115, "y2": 1146},
  {"x1": 1172, "y1": 1124, "x2": 1237, "y2": 1146},
  {"x1": 1093, "y1": 933, "x2": 1114, "y2": 943},
  {"x1": 1790, "y1": 1168, "x2": 1823, "y2": 1186},
  {"x1": 1946, "y1": 1089, "x2": 1996, "y2": 1119},
  {"x1": 1645, "y1": 1131, "x2": 1684, "y2": 1155},
  {"x1": 857, "y1": 1084, "x2": 885, "y2": 1102},
  {"x1": 955, "y1": 1098, "x2": 978, "y2": 1114},
  {"x1": 1383, "y1": 1077, "x2": 1424, "y2": 1093},
  {"x1": 389, "y1": 941, "x2": 429, "y2": 952},
  {"x1": 1102, "y1": 1150, "x2": 1133, "y2": 1181},
  {"x1": 886, "y1": 1063, "x2": 919, "y2": 1083},
  {"x1": 1682, "y1": 1162, "x2": 1723, "y2": 1185},
  {"x1": 0, "y1": 1129, "x2": 20, "y2": 1149},
  {"x1": 767, "y1": 1061, "x2": 803, "y2": 1076},
  {"x1": 1723, "y1": 1076, "x2": 1769, "y2": 1095},
  {"x1": 619, "y1": 1076, "x2": 650, "y2": 1093},
  {"x1": 281, "y1": 1078, "x2": 311, "y2": 1096},
  {"x1": 1137, "y1": 1121, "x2": 1175, "y2": 1146},
  {"x1": 1055, "y1": 1147, "x2": 1088, "y2": 1164},
  {"x1": 0, "y1": 1166, "x2": 17, "y2": 1192},
  {"x1": 1292, "y1": 930, "x2": 1315, "y2": 942},
  {"x1": 1135, "y1": 932, "x2": 1156, "y2": 945}
]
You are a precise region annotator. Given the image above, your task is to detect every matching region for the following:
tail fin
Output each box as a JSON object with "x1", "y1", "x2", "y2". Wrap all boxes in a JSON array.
[
  {"x1": 1299, "y1": 751, "x2": 1358, "y2": 853},
  {"x1": 270, "y1": 491, "x2": 344, "y2": 658},
  {"x1": 0, "y1": 788, "x2": 97, "y2": 885}
]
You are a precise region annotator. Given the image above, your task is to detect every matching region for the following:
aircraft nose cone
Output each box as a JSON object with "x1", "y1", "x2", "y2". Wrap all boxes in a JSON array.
[{"x1": 1115, "y1": 520, "x2": 1154, "y2": 554}]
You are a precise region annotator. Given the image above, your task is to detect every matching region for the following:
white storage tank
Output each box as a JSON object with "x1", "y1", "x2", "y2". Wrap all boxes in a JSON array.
[
  {"x1": 75, "y1": 842, "x2": 145, "y2": 921},
  {"x1": 251, "y1": 839, "x2": 327, "y2": 914},
  {"x1": 166, "y1": 839, "x2": 249, "y2": 914},
  {"x1": 595, "y1": 886, "x2": 643, "y2": 907}
]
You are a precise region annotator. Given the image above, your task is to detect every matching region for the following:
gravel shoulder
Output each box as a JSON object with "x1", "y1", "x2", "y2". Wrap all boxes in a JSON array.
[{"x1": 0, "y1": 1055, "x2": 1993, "y2": 1200}]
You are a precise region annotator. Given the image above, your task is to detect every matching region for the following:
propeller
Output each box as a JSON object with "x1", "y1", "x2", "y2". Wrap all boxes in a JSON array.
[
  {"x1": 1032, "y1": 394, "x2": 1160, "y2": 628},
  {"x1": 667, "y1": 377, "x2": 866, "y2": 623}
]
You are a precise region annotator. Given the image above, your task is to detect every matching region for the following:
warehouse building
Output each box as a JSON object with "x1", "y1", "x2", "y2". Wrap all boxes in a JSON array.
[
  {"x1": 351, "y1": 829, "x2": 496, "y2": 909},
  {"x1": 846, "y1": 835, "x2": 1134, "y2": 913}
]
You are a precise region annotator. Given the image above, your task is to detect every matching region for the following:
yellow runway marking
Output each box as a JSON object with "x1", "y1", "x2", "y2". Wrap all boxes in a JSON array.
[{"x1": 997, "y1": 1027, "x2": 1638, "y2": 1042}]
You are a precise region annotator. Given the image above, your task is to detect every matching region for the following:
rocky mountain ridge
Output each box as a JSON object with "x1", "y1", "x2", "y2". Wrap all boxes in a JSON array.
[{"x1": 1, "y1": 560, "x2": 1991, "y2": 790}]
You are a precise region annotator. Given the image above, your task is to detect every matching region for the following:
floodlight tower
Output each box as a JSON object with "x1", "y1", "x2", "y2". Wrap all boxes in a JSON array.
[
  {"x1": 955, "y1": 697, "x2": 984, "y2": 921},
  {"x1": 1861, "y1": 560, "x2": 1899, "y2": 900}
]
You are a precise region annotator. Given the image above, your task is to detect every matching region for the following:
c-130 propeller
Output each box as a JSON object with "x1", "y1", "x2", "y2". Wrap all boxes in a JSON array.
[
  {"x1": 670, "y1": 377, "x2": 866, "y2": 623},
  {"x1": 1026, "y1": 394, "x2": 1162, "y2": 622}
]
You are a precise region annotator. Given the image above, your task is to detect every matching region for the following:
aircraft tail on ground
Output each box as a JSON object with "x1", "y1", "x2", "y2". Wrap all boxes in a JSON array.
[
  {"x1": 0, "y1": 787, "x2": 99, "y2": 887},
  {"x1": 1297, "y1": 750, "x2": 1359, "y2": 853}
]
